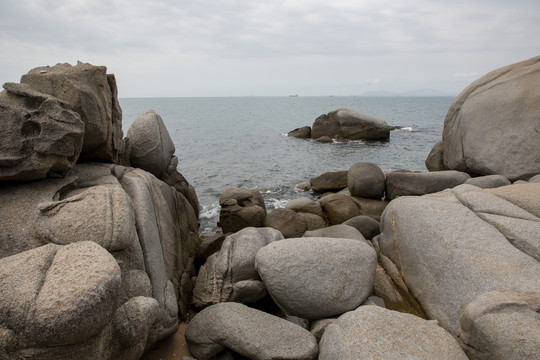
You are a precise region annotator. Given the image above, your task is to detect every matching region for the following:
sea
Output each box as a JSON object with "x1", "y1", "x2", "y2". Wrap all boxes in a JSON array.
[{"x1": 119, "y1": 96, "x2": 454, "y2": 234}]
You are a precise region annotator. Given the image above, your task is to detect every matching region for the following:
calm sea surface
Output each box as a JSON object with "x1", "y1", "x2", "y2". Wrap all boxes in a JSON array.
[{"x1": 119, "y1": 96, "x2": 454, "y2": 233}]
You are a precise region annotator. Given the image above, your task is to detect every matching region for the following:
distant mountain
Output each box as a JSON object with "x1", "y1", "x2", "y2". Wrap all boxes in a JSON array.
[{"x1": 360, "y1": 88, "x2": 455, "y2": 97}]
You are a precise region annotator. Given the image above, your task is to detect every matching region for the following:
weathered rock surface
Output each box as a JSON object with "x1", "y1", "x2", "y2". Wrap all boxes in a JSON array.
[
  {"x1": 320, "y1": 193, "x2": 362, "y2": 224},
  {"x1": 20, "y1": 62, "x2": 125, "y2": 163},
  {"x1": 464, "y1": 174, "x2": 511, "y2": 188},
  {"x1": 185, "y1": 302, "x2": 318, "y2": 360},
  {"x1": 378, "y1": 183, "x2": 540, "y2": 334},
  {"x1": 0, "y1": 82, "x2": 84, "y2": 181},
  {"x1": 456, "y1": 291, "x2": 540, "y2": 360},
  {"x1": 287, "y1": 126, "x2": 311, "y2": 139},
  {"x1": 192, "y1": 227, "x2": 284, "y2": 308},
  {"x1": 319, "y1": 306, "x2": 468, "y2": 360},
  {"x1": 309, "y1": 170, "x2": 348, "y2": 193},
  {"x1": 303, "y1": 224, "x2": 366, "y2": 242},
  {"x1": 311, "y1": 108, "x2": 390, "y2": 140},
  {"x1": 255, "y1": 237, "x2": 377, "y2": 319},
  {"x1": 347, "y1": 162, "x2": 385, "y2": 199},
  {"x1": 348, "y1": 193, "x2": 388, "y2": 221},
  {"x1": 263, "y1": 208, "x2": 307, "y2": 238},
  {"x1": 434, "y1": 55, "x2": 540, "y2": 181},
  {"x1": 0, "y1": 163, "x2": 199, "y2": 359},
  {"x1": 343, "y1": 215, "x2": 380, "y2": 239},
  {"x1": 425, "y1": 140, "x2": 446, "y2": 171},
  {"x1": 385, "y1": 169, "x2": 470, "y2": 200},
  {"x1": 127, "y1": 109, "x2": 175, "y2": 178},
  {"x1": 218, "y1": 188, "x2": 267, "y2": 233}
]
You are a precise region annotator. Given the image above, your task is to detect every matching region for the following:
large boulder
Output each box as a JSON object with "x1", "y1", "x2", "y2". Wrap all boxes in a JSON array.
[
  {"x1": 0, "y1": 163, "x2": 199, "y2": 358},
  {"x1": 319, "y1": 306, "x2": 468, "y2": 360},
  {"x1": 456, "y1": 291, "x2": 540, "y2": 360},
  {"x1": 127, "y1": 109, "x2": 175, "y2": 178},
  {"x1": 343, "y1": 215, "x2": 381, "y2": 239},
  {"x1": 378, "y1": 183, "x2": 540, "y2": 334},
  {"x1": 385, "y1": 170, "x2": 470, "y2": 200},
  {"x1": 192, "y1": 227, "x2": 284, "y2": 308},
  {"x1": 218, "y1": 188, "x2": 267, "y2": 233},
  {"x1": 255, "y1": 237, "x2": 377, "y2": 319},
  {"x1": 311, "y1": 108, "x2": 390, "y2": 140},
  {"x1": 347, "y1": 162, "x2": 385, "y2": 199},
  {"x1": 263, "y1": 208, "x2": 308, "y2": 238},
  {"x1": 20, "y1": 62, "x2": 125, "y2": 163},
  {"x1": 185, "y1": 302, "x2": 318, "y2": 360},
  {"x1": 310, "y1": 170, "x2": 348, "y2": 193},
  {"x1": 0, "y1": 82, "x2": 84, "y2": 181},
  {"x1": 433, "y1": 55, "x2": 540, "y2": 181}
]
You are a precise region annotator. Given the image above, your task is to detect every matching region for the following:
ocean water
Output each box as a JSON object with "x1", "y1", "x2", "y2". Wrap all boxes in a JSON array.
[{"x1": 119, "y1": 96, "x2": 454, "y2": 233}]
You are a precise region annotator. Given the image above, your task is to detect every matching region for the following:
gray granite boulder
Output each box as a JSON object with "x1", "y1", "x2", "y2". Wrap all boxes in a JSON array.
[
  {"x1": 378, "y1": 183, "x2": 540, "y2": 334},
  {"x1": 255, "y1": 237, "x2": 377, "y2": 319},
  {"x1": 435, "y1": 55, "x2": 540, "y2": 181},
  {"x1": 127, "y1": 109, "x2": 175, "y2": 178},
  {"x1": 185, "y1": 302, "x2": 318, "y2": 360},
  {"x1": 20, "y1": 62, "x2": 125, "y2": 163},
  {"x1": 192, "y1": 227, "x2": 284, "y2": 308},
  {"x1": 0, "y1": 82, "x2": 84, "y2": 181},
  {"x1": 310, "y1": 170, "x2": 348, "y2": 193},
  {"x1": 218, "y1": 188, "x2": 267, "y2": 233},
  {"x1": 464, "y1": 174, "x2": 511, "y2": 189},
  {"x1": 456, "y1": 291, "x2": 540, "y2": 360},
  {"x1": 425, "y1": 140, "x2": 446, "y2": 171},
  {"x1": 0, "y1": 163, "x2": 199, "y2": 358},
  {"x1": 311, "y1": 108, "x2": 390, "y2": 140},
  {"x1": 319, "y1": 306, "x2": 468, "y2": 360},
  {"x1": 347, "y1": 162, "x2": 385, "y2": 199},
  {"x1": 320, "y1": 193, "x2": 362, "y2": 224},
  {"x1": 385, "y1": 170, "x2": 470, "y2": 200},
  {"x1": 303, "y1": 224, "x2": 366, "y2": 242}
]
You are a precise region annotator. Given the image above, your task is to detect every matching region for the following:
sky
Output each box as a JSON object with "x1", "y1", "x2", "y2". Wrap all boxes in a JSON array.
[{"x1": 0, "y1": 0, "x2": 539, "y2": 97}]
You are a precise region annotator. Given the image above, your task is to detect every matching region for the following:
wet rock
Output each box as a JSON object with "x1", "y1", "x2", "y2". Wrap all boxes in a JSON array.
[
  {"x1": 218, "y1": 188, "x2": 267, "y2": 233},
  {"x1": 311, "y1": 108, "x2": 390, "y2": 140}
]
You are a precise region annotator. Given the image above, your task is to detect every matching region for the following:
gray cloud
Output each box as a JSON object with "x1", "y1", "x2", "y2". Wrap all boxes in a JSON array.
[{"x1": 1, "y1": 0, "x2": 539, "y2": 96}]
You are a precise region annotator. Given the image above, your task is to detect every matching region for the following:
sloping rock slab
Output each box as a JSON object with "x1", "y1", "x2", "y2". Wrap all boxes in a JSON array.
[
  {"x1": 378, "y1": 183, "x2": 540, "y2": 333},
  {"x1": 185, "y1": 302, "x2": 318, "y2": 360}
]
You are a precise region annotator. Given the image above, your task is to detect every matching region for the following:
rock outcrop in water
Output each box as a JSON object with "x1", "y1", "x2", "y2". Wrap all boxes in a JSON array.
[
  {"x1": 426, "y1": 55, "x2": 540, "y2": 181},
  {"x1": 287, "y1": 107, "x2": 390, "y2": 141},
  {"x1": 0, "y1": 62, "x2": 199, "y2": 360}
]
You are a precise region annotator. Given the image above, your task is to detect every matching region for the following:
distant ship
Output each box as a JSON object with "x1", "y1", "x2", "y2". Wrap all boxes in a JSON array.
[{"x1": 289, "y1": 94, "x2": 298, "y2": 97}]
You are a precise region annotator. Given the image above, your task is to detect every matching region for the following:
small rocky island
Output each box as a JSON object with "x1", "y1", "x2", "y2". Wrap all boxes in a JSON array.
[{"x1": 0, "y1": 56, "x2": 539, "y2": 360}]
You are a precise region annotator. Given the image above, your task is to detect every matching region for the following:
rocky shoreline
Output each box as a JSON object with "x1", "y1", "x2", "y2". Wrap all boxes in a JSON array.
[{"x1": 1, "y1": 56, "x2": 539, "y2": 360}]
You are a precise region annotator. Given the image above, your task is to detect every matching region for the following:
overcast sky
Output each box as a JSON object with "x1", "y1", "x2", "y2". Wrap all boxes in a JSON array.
[{"x1": 1, "y1": 0, "x2": 539, "y2": 97}]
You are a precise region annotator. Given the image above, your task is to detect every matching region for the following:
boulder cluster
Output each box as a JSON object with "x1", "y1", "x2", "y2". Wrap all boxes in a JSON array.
[
  {"x1": 0, "y1": 62, "x2": 199, "y2": 359},
  {"x1": 187, "y1": 56, "x2": 540, "y2": 360}
]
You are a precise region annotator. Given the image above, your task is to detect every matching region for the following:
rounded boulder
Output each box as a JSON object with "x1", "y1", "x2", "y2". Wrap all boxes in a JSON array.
[{"x1": 255, "y1": 237, "x2": 377, "y2": 319}]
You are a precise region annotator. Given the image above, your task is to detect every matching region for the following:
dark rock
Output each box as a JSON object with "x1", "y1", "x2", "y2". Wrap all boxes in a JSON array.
[
  {"x1": 320, "y1": 193, "x2": 362, "y2": 224},
  {"x1": 288, "y1": 126, "x2": 311, "y2": 139},
  {"x1": 218, "y1": 188, "x2": 266, "y2": 233},
  {"x1": 310, "y1": 170, "x2": 348, "y2": 193},
  {"x1": 343, "y1": 215, "x2": 380, "y2": 239},
  {"x1": 263, "y1": 208, "x2": 308, "y2": 238},
  {"x1": 385, "y1": 170, "x2": 470, "y2": 200},
  {"x1": 311, "y1": 108, "x2": 390, "y2": 140},
  {"x1": 347, "y1": 162, "x2": 385, "y2": 199}
]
